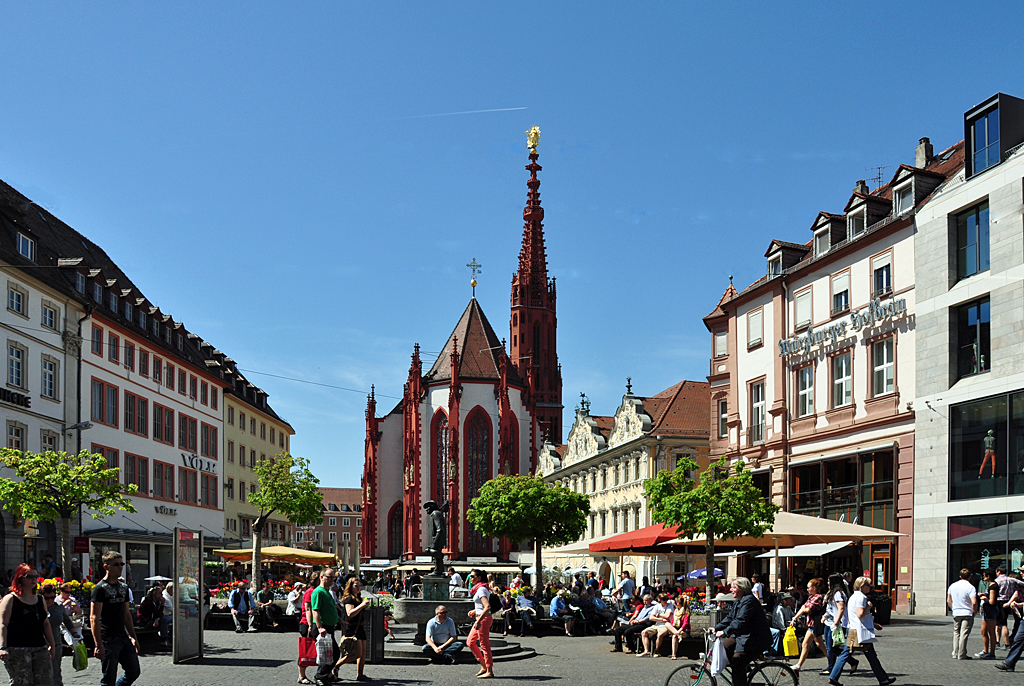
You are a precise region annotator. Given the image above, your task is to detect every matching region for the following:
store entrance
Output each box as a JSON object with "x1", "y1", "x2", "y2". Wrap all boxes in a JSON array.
[{"x1": 869, "y1": 543, "x2": 892, "y2": 595}]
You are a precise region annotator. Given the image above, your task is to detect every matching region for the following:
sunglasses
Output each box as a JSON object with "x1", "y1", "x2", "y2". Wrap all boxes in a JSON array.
[
  {"x1": 438, "y1": 611, "x2": 448, "y2": 614},
  {"x1": 108, "y1": 562, "x2": 125, "y2": 567}
]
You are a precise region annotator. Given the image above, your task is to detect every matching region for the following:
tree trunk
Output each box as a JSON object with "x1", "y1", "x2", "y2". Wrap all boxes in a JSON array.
[
  {"x1": 534, "y1": 539, "x2": 543, "y2": 591},
  {"x1": 59, "y1": 516, "x2": 72, "y2": 582},
  {"x1": 251, "y1": 523, "x2": 263, "y2": 592},
  {"x1": 705, "y1": 525, "x2": 715, "y2": 609}
]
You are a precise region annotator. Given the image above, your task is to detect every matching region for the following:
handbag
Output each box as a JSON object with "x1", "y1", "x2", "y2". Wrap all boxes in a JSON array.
[
  {"x1": 298, "y1": 636, "x2": 318, "y2": 667},
  {"x1": 315, "y1": 633, "x2": 334, "y2": 665},
  {"x1": 783, "y1": 625, "x2": 799, "y2": 657},
  {"x1": 846, "y1": 627, "x2": 862, "y2": 648},
  {"x1": 831, "y1": 626, "x2": 846, "y2": 647},
  {"x1": 337, "y1": 636, "x2": 358, "y2": 664}
]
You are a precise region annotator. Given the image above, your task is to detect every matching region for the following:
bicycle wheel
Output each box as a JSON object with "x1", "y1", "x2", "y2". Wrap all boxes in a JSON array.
[
  {"x1": 665, "y1": 662, "x2": 717, "y2": 686},
  {"x1": 747, "y1": 661, "x2": 798, "y2": 686}
]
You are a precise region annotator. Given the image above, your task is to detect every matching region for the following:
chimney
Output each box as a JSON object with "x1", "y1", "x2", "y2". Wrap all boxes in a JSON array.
[
  {"x1": 854, "y1": 180, "x2": 870, "y2": 195},
  {"x1": 916, "y1": 137, "x2": 934, "y2": 168}
]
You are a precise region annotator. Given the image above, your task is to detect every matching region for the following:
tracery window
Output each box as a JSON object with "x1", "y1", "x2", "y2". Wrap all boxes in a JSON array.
[
  {"x1": 388, "y1": 503, "x2": 403, "y2": 558},
  {"x1": 433, "y1": 412, "x2": 449, "y2": 503},
  {"x1": 466, "y1": 410, "x2": 491, "y2": 551}
]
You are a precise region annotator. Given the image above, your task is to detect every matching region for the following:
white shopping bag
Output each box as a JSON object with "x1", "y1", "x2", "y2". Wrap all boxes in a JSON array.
[
  {"x1": 316, "y1": 634, "x2": 334, "y2": 665},
  {"x1": 710, "y1": 637, "x2": 727, "y2": 676}
]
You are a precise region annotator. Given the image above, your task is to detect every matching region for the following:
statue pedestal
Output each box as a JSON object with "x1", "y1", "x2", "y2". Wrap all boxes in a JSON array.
[
  {"x1": 421, "y1": 575, "x2": 449, "y2": 602},
  {"x1": 393, "y1": 598, "x2": 474, "y2": 644}
]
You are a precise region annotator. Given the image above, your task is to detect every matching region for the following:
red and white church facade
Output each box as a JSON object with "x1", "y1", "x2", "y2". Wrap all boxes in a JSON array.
[{"x1": 361, "y1": 149, "x2": 562, "y2": 561}]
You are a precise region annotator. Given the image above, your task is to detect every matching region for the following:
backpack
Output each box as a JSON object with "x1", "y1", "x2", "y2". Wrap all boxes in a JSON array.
[{"x1": 488, "y1": 592, "x2": 502, "y2": 615}]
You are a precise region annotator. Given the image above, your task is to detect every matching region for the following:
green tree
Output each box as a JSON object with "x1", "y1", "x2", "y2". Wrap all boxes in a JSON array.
[
  {"x1": 467, "y1": 474, "x2": 590, "y2": 589},
  {"x1": 644, "y1": 455, "x2": 778, "y2": 603},
  {"x1": 0, "y1": 449, "x2": 137, "y2": 579},
  {"x1": 247, "y1": 453, "x2": 323, "y2": 589}
]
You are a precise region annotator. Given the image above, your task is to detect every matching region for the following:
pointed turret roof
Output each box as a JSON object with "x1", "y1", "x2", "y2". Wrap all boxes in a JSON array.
[
  {"x1": 425, "y1": 298, "x2": 524, "y2": 386},
  {"x1": 518, "y1": 151, "x2": 549, "y2": 277}
]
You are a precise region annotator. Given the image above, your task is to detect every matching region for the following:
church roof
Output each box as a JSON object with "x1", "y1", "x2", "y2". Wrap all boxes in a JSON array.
[{"x1": 425, "y1": 298, "x2": 524, "y2": 386}]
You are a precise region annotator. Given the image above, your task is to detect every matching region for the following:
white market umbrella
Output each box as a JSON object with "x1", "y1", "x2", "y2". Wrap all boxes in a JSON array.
[{"x1": 144, "y1": 575, "x2": 173, "y2": 582}]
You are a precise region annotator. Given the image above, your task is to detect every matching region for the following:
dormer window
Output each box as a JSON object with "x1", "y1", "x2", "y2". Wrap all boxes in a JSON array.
[
  {"x1": 767, "y1": 255, "x2": 782, "y2": 276},
  {"x1": 814, "y1": 229, "x2": 830, "y2": 257},
  {"x1": 124, "y1": 301, "x2": 133, "y2": 320},
  {"x1": 76, "y1": 273, "x2": 86, "y2": 293},
  {"x1": 108, "y1": 293, "x2": 117, "y2": 311},
  {"x1": 970, "y1": 106, "x2": 1000, "y2": 175},
  {"x1": 92, "y1": 283, "x2": 103, "y2": 304},
  {"x1": 894, "y1": 183, "x2": 914, "y2": 215},
  {"x1": 848, "y1": 211, "x2": 866, "y2": 238},
  {"x1": 138, "y1": 310, "x2": 146, "y2": 329},
  {"x1": 16, "y1": 233, "x2": 35, "y2": 261}
]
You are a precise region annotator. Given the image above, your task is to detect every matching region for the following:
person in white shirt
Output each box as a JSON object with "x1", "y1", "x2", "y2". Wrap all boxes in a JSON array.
[
  {"x1": 751, "y1": 574, "x2": 764, "y2": 604},
  {"x1": 448, "y1": 568, "x2": 465, "y2": 597},
  {"x1": 828, "y1": 577, "x2": 894, "y2": 685},
  {"x1": 947, "y1": 568, "x2": 978, "y2": 660}
]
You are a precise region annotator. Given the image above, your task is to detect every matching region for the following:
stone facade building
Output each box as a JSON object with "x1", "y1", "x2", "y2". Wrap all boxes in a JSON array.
[{"x1": 913, "y1": 92, "x2": 1024, "y2": 614}]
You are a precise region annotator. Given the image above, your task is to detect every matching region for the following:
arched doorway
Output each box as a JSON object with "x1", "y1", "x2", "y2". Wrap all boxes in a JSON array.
[{"x1": 388, "y1": 502, "x2": 403, "y2": 559}]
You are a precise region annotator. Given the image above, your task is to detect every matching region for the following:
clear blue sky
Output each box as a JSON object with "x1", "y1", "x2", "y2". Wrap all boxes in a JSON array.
[{"x1": 1, "y1": 3, "x2": 1018, "y2": 487}]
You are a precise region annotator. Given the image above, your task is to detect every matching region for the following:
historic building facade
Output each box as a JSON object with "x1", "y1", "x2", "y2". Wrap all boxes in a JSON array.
[
  {"x1": 0, "y1": 177, "x2": 294, "y2": 590},
  {"x1": 296, "y1": 487, "x2": 362, "y2": 559},
  {"x1": 703, "y1": 135, "x2": 963, "y2": 608},
  {"x1": 538, "y1": 380, "x2": 709, "y2": 584},
  {"x1": 362, "y1": 146, "x2": 562, "y2": 562},
  {"x1": 222, "y1": 376, "x2": 294, "y2": 549},
  {"x1": 913, "y1": 93, "x2": 1024, "y2": 614},
  {"x1": 0, "y1": 197, "x2": 85, "y2": 571}
]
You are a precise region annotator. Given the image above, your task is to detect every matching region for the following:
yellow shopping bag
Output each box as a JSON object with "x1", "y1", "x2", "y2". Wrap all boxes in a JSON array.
[{"x1": 783, "y1": 626, "x2": 799, "y2": 657}]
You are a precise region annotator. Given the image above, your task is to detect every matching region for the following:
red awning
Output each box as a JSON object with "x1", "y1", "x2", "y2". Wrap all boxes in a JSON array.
[{"x1": 588, "y1": 523, "x2": 685, "y2": 554}]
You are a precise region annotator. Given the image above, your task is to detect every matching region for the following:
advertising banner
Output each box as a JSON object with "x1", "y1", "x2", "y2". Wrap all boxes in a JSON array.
[{"x1": 173, "y1": 528, "x2": 203, "y2": 663}]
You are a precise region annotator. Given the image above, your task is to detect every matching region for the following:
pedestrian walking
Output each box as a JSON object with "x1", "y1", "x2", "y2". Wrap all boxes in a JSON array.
[
  {"x1": 311, "y1": 569, "x2": 339, "y2": 686},
  {"x1": 337, "y1": 578, "x2": 370, "y2": 681},
  {"x1": 296, "y1": 573, "x2": 319, "y2": 685},
  {"x1": 828, "y1": 576, "x2": 894, "y2": 686},
  {"x1": 0, "y1": 564, "x2": 56, "y2": 686},
  {"x1": 996, "y1": 588, "x2": 1024, "y2": 671},
  {"x1": 90, "y1": 551, "x2": 142, "y2": 686},
  {"x1": 822, "y1": 573, "x2": 858, "y2": 676},
  {"x1": 467, "y1": 569, "x2": 494, "y2": 679},
  {"x1": 947, "y1": 568, "x2": 978, "y2": 660},
  {"x1": 40, "y1": 583, "x2": 75, "y2": 686}
]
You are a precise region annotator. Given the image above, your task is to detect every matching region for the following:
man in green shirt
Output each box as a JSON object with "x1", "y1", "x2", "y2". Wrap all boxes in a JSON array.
[{"x1": 311, "y1": 569, "x2": 339, "y2": 686}]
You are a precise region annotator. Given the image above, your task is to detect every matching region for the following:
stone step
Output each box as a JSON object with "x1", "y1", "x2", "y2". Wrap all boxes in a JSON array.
[{"x1": 383, "y1": 637, "x2": 534, "y2": 661}]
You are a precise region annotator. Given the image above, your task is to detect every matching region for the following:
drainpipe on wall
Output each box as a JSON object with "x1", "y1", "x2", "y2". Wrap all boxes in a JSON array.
[
  {"x1": 780, "y1": 278, "x2": 790, "y2": 510},
  {"x1": 75, "y1": 306, "x2": 91, "y2": 455}
]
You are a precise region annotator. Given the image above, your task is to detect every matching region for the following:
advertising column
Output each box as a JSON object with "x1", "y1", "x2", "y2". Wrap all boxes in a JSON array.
[{"x1": 173, "y1": 528, "x2": 203, "y2": 663}]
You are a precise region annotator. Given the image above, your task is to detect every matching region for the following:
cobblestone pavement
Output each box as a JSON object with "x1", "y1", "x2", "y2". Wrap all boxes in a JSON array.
[{"x1": 62, "y1": 617, "x2": 1016, "y2": 686}]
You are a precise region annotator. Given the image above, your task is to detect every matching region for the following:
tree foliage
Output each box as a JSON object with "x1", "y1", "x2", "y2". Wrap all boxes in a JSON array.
[
  {"x1": 644, "y1": 454, "x2": 778, "y2": 599},
  {"x1": 0, "y1": 448, "x2": 137, "y2": 577},
  {"x1": 467, "y1": 474, "x2": 590, "y2": 587},
  {"x1": 246, "y1": 453, "x2": 323, "y2": 587}
]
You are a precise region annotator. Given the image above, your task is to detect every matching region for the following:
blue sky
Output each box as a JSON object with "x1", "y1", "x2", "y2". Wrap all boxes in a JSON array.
[{"x1": 1, "y1": 3, "x2": 1019, "y2": 488}]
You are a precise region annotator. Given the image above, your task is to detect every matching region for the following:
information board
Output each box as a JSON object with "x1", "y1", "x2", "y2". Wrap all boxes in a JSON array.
[{"x1": 173, "y1": 528, "x2": 203, "y2": 663}]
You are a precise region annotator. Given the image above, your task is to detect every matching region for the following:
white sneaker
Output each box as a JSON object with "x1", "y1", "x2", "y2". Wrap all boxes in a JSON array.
[{"x1": 636, "y1": 651, "x2": 650, "y2": 657}]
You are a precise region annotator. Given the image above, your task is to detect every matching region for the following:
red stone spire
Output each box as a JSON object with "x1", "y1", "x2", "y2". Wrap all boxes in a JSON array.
[{"x1": 511, "y1": 145, "x2": 562, "y2": 456}]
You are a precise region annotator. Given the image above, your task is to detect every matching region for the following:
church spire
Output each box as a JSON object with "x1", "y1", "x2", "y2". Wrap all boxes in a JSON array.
[{"x1": 511, "y1": 127, "x2": 563, "y2": 452}]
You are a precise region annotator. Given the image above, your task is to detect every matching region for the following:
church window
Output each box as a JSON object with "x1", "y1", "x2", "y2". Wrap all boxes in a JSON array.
[
  {"x1": 532, "y1": 324, "x2": 540, "y2": 354},
  {"x1": 433, "y1": 411, "x2": 449, "y2": 503},
  {"x1": 388, "y1": 502, "x2": 403, "y2": 558},
  {"x1": 465, "y1": 410, "x2": 491, "y2": 551},
  {"x1": 513, "y1": 313, "x2": 518, "y2": 326}
]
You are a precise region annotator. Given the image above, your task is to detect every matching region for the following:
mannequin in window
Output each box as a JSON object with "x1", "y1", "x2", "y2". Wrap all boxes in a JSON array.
[{"x1": 980, "y1": 430, "x2": 997, "y2": 478}]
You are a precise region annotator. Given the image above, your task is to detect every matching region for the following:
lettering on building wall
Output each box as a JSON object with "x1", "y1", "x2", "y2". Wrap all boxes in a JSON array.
[
  {"x1": 154, "y1": 505, "x2": 177, "y2": 516},
  {"x1": 778, "y1": 296, "x2": 908, "y2": 359},
  {"x1": 181, "y1": 452, "x2": 216, "y2": 474},
  {"x1": 0, "y1": 388, "x2": 31, "y2": 408}
]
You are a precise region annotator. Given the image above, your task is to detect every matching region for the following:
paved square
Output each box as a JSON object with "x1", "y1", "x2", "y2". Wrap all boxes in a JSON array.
[{"x1": 62, "y1": 617, "x2": 1011, "y2": 686}]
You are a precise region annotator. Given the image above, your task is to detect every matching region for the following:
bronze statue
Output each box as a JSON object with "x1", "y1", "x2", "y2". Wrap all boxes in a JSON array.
[{"x1": 423, "y1": 500, "x2": 450, "y2": 577}]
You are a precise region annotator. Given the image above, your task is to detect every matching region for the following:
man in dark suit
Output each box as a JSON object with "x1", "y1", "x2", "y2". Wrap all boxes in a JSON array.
[{"x1": 712, "y1": 577, "x2": 772, "y2": 686}]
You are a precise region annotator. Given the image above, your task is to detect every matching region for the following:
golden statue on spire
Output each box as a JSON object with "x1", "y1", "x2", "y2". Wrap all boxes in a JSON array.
[{"x1": 526, "y1": 126, "x2": 541, "y2": 153}]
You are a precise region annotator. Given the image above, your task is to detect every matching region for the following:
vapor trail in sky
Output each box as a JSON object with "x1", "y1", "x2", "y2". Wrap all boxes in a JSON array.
[{"x1": 386, "y1": 106, "x2": 527, "y2": 121}]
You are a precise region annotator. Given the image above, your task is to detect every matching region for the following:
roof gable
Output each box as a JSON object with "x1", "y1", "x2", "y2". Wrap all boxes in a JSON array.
[{"x1": 425, "y1": 298, "x2": 522, "y2": 386}]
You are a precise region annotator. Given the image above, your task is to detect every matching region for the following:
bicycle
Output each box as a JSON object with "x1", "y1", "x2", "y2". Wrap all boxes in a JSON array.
[{"x1": 665, "y1": 631, "x2": 798, "y2": 686}]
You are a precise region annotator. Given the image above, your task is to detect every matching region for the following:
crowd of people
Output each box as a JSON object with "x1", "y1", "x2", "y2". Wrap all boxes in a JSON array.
[{"x1": 947, "y1": 564, "x2": 1024, "y2": 672}]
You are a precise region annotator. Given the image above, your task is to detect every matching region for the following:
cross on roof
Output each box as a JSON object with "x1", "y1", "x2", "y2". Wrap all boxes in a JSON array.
[{"x1": 467, "y1": 257, "x2": 482, "y2": 297}]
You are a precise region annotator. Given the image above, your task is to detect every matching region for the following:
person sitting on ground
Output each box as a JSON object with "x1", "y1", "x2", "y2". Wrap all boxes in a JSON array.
[
  {"x1": 423, "y1": 605, "x2": 464, "y2": 664},
  {"x1": 515, "y1": 587, "x2": 538, "y2": 637},
  {"x1": 611, "y1": 594, "x2": 657, "y2": 654},
  {"x1": 549, "y1": 589, "x2": 575, "y2": 636}
]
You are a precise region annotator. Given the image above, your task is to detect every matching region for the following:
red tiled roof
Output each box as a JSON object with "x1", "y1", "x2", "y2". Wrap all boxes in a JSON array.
[
  {"x1": 704, "y1": 283, "x2": 738, "y2": 320},
  {"x1": 637, "y1": 380, "x2": 710, "y2": 437},
  {"x1": 318, "y1": 487, "x2": 363, "y2": 508}
]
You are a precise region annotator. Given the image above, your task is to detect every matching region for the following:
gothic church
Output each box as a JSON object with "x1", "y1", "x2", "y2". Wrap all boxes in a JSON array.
[{"x1": 361, "y1": 146, "x2": 562, "y2": 561}]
